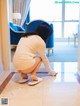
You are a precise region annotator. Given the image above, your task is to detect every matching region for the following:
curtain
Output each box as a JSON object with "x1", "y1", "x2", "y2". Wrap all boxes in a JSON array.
[{"x1": 13, "y1": 0, "x2": 31, "y2": 26}]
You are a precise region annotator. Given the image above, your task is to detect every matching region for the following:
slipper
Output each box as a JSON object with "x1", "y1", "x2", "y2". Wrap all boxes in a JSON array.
[
  {"x1": 16, "y1": 78, "x2": 29, "y2": 84},
  {"x1": 28, "y1": 77, "x2": 42, "y2": 86},
  {"x1": 12, "y1": 72, "x2": 28, "y2": 84}
]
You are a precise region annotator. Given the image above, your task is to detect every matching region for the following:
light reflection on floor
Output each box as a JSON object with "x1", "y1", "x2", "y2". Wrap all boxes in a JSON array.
[
  {"x1": 11, "y1": 62, "x2": 78, "y2": 83},
  {"x1": 0, "y1": 62, "x2": 79, "y2": 85},
  {"x1": 1, "y1": 62, "x2": 80, "y2": 106},
  {"x1": 47, "y1": 62, "x2": 78, "y2": 83}
]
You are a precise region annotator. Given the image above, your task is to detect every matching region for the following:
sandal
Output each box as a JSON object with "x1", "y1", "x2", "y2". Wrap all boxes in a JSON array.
[
  {"x1": 12, "y1": 72, "x2": 28, "y2": 84},
  {"x1": 28, "y1": 77, "x2": 42, "y2": 86}
]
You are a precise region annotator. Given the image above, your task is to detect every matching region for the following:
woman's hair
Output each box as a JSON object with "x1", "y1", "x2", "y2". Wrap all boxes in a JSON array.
[
  {"x1": 22, "y1": 22, "x2": 53, "y2": 43},
  {"x1": 22, "y1": 32, "x2": 37, "y2": 37},
  {"x1": 35, "y1": 22, "x2": 53, "y2": 42}
]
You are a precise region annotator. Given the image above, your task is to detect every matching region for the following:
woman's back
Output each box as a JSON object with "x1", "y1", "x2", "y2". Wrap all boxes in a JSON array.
[{"x1": 13, "y1": 35, "x2": 45, "y2": 70}]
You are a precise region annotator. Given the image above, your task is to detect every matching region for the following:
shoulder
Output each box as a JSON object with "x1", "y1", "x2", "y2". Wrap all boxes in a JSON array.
[
  {"x1": 36, "y1": 35, "x2": 45, "y2": 44},
  {"x1": 36, "y1": 36, "x2": 46, "y2": 49}
]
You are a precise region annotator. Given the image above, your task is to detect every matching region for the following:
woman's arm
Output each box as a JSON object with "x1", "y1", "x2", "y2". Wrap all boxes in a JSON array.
[{"x1": 38, "y1": 42, "x2": 57, "y2": 75}]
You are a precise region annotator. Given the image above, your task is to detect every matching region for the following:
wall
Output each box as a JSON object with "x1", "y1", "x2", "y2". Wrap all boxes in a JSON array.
[
  {"x1": 0, "y1": 26, "x2": 3, "y2": 73},
  {"x1": 9, "y1": 0, "x2": 13, "y2": 22},
  {"x1": 0, "y1": 0, "x2": 3, "y2": 73},
  {"x1": 0, "y1": 0, "x2": 10, "y2": 71}
]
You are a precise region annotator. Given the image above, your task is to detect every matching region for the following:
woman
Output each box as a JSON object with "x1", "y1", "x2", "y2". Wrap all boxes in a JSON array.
[{"x1": 13, "y1": 22, "x2": 57, "y2": 85}]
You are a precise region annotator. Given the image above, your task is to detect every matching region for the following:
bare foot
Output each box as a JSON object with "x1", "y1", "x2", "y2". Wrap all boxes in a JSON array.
[
  {"x1": 21, "y1": 73, "x2": 28, "y2": 79},
  {"x1": 49, "y1": 71, "x2": 58, "y2": 76},
  {"x1": 30, "y1": 74, "x2": 38, "y2": 81}
]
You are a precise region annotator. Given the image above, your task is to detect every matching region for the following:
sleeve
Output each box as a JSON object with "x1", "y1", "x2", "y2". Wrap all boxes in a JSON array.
[{"x1": 38, "y1": 42, "x2": 52, "y2": 73}]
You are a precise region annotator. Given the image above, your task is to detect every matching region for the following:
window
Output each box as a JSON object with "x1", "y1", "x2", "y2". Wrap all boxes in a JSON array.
[
  {"x1": 64, "y1": 0, "x2": 79, "y2": 38},
  {"x1": 53, "y1": 0, "x2": 62, "y2": 21},
  {"x1": 30, "y1": 0, "x2": 79, "y2": 39},
  {"x1": 64, "y1": 22, "x2": 78, "y2": 38},
  {"x1": 53, "y1": 22, "x2": 62, "y2": 38},
  {"x1": 65, "y1": 0, "x2": 79, "y2": 20},
  {"x1": 30, "y1": 0, "x2": 62, "y2": 38},
  {"x1": 30, "y1": 0, "x2": 55, "y2": 21}
]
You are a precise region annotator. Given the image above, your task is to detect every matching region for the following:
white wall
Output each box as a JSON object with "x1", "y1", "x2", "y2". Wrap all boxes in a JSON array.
[
  {"x1": 0, "y1": 1, "x2": 3, "y2": 73},
  {"x1": 9, "y1": 0, "x2": 13, "y2": 22},
  {"x1": 0, "y1": 28, "x2": 3, "y2": 73},
  {"x1": 0, "y1": 0, "x2": 10, "y2": 71}
]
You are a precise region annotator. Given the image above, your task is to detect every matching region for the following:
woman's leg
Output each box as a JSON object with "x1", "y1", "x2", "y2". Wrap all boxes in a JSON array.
[
  {"x1": 30, "y1": 60, "x2": 42, "y2": 81},
  {"x1": 20, "y1": 57, "x2": 42, "y2": 80},
  {"x1": 21, "y1": 73, "x2": 28, "y2": 79}
]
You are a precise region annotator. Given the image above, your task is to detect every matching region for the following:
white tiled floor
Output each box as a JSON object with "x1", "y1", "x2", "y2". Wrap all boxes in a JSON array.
[{"x1": 0, "y1": 62, "x2": 80, "y2": 106}]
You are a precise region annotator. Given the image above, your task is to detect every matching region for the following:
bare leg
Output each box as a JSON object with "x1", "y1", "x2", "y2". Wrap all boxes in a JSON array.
[
  {"x1": 30, "y1": 61, "x2": 42, "y2": 81},
  {"x1": 21, "y1": 73, "x2": 28, "y2": 79},
  {"x1": 18, "y1": 57, "x2": 42, "y2": 81}
]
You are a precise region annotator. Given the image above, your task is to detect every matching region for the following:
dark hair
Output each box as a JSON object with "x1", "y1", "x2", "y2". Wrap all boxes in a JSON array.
[
  {"x1": 22, "y1": 22, "x2": 53, "y2": 43},
  {"x1": 35, "y1": 22, "x2": 53, "y2": 42},
  {"x1": 22, "y1": 32, "x2": 37, "y2": 37}
]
